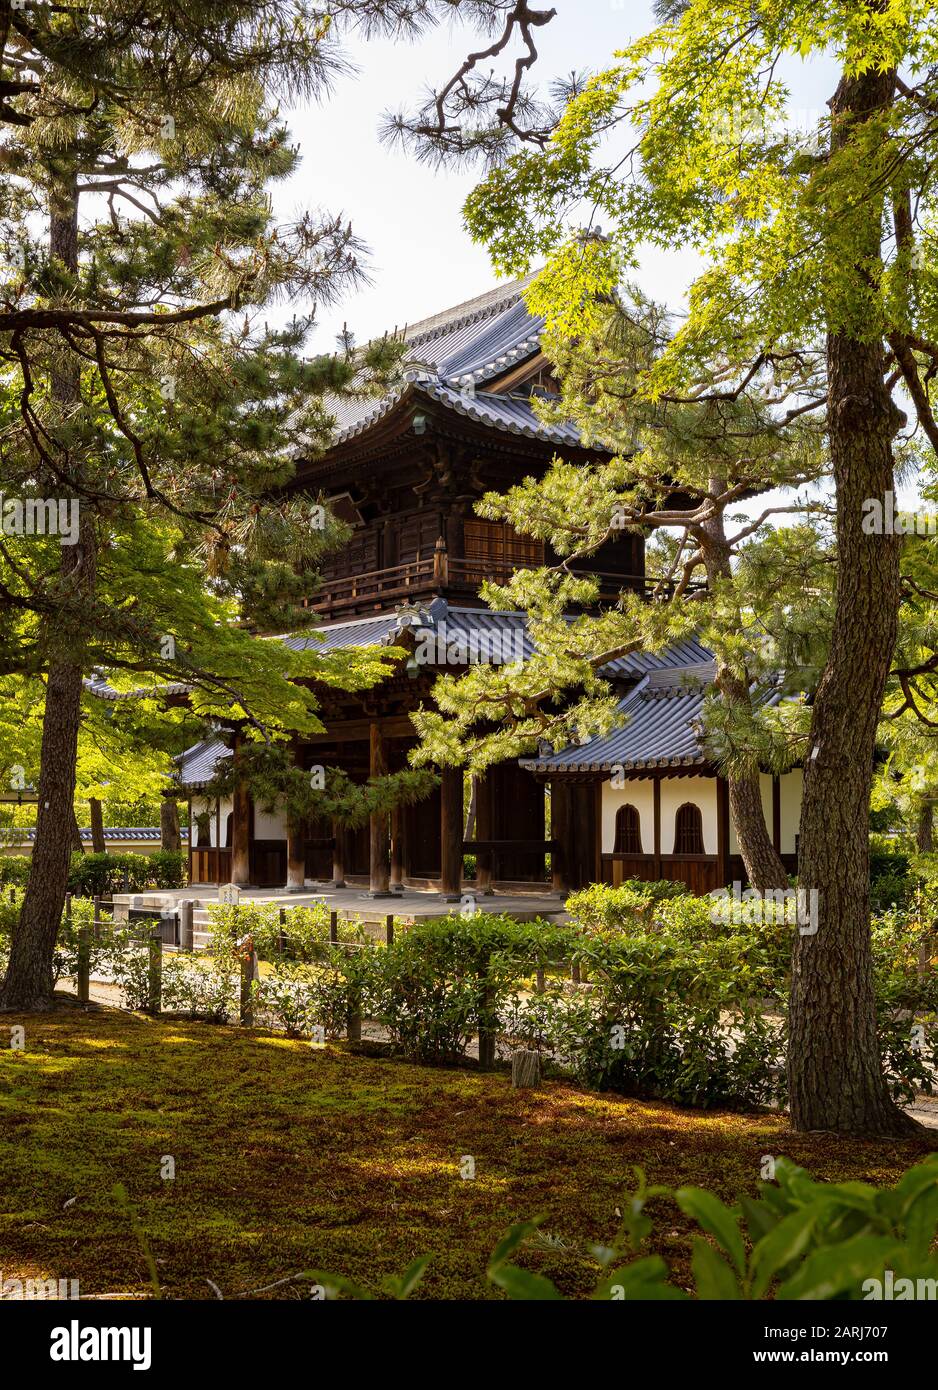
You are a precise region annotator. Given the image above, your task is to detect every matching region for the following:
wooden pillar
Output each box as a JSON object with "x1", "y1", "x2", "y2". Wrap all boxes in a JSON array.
[
  {"x1": 550, "y1": 780, "x2": 570, "y2": 895},
  {"x1": 567, "y1": 781, "x2": 599, "y2": 889},
  {"x1": 214, "y1": 797, "x2": 221, "y2": 884},
  {"x1": 331, "y1": 819, "x2": 347, "y2": 888},
  {"x1": 231, "y1": 777, "x2": 251, "y2": 886},
  {"x1": 286, "y1": 812, "x2": 305, "y2": 892},
  {"x1": 474, "y1": 774, "x2": 494, "y2": 895},
  {"x1": 439, "y1": 766, "x2": 464, "y2": 900},
  {"x1": 390, "y1": 803, "x2": 404, "y2": 890},
  {"x1": 369, "y1": 723, "x2": 392, "y2": 897},
  {"x1": 89, "y1": 797, "x2": 106, "y2": 854}
]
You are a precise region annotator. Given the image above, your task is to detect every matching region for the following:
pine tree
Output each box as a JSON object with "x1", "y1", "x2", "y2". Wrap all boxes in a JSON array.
[{"x1": 0, "y1": 0, "x2": 485, "y2": 1009}]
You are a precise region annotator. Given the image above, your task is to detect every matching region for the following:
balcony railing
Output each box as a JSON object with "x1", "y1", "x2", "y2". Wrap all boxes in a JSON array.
[{"x1": 307, "y1": 544, "x2": 704, "y2": 618}]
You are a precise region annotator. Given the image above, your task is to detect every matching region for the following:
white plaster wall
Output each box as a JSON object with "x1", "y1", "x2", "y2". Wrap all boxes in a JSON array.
[
  {"x1": 727, "y1": 770, "x2": 802, "y2": 854},
  {"x1": 191, "y1": 796, "x2": 231, "y2": 848},
  {"x1": 254, "y1": 800, "x2": 288, "y2": 841},
  {"x1": 660, "y1": 777, "x2": 718, "y2": 855},
  {"x1": 601, "y1": 779, "x2": 655, "y2": 854},
  {"x1": 779, "y1": 769, "x2": 803, "y2": 854}
]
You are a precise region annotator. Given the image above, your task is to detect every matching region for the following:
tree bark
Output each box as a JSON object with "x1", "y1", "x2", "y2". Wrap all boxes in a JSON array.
[
  {"x1": 916, "y1": 802, "x2": 933, "y2": 854},
  {"x1": 0, "y1": 166, "x2": 94, "y2": 1012},
  {"x1": 789, "y1": 65, "x2": 919, "y2": 1136},
  {"x1": 89, "y1": 797, "x2": 106, "y2": 854},
  {"x1": 698, "y1": 484, "x2": 788, "y2": 891},
  {"x1": 160, "y1": 797, "x2": 181, "y2": 852},
  {"x1": 0, "y1": 660, "x2": 88, "y2": 1010}
]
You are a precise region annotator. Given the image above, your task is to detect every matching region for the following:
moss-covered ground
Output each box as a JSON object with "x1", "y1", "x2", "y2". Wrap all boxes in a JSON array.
[{"x1": 0, "y1": 1002, "x2": 932, "y2": 1299}]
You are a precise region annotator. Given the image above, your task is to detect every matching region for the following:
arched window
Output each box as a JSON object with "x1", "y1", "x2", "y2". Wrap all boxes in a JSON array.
[
  {"x1": 614, "y1": 804, "x2": 643, "y2": 855},
  {"x1": 674, "y1": 802, "x2": 704, "y2": 855}
]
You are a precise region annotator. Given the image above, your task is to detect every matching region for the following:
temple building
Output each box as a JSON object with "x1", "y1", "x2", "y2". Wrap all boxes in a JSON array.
[{"x1": 176, "y1": 277, "x2": 804, "y2": 898}]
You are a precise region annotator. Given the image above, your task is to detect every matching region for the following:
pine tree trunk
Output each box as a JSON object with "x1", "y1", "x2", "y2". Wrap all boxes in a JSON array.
[
  {"x1": 160, "y1": 797, "x2": 181, "y2": 852},
  {"x1": 0, "y1": 661, "x2": 86, "y2": 1010},
  {"x1": 89, "y1": 798, "x2": 106, "y2": 854},
  {"x1": 789, "y1": 66, "x2": 919, "y2": 1136},
  {"x1": 0, "y1": 166, "x2": 93, "y2": 1013},
  {"x1": 916, "y1": 803, "x2": 933, "y2": 854},
  {"x1": 727, "y1": 767, "x2": 787, "y2": 891},
  {"x1": 698, "y1": 484, "x2": 788, "y2": 891}
]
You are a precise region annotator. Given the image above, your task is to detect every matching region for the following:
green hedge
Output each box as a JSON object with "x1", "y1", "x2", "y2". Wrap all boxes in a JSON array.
[
  {"x1": 1, "y1": 850, "x2": 186, "y2": 896},
  {"x1": 66, "y1": 850, "x2": 185, "y2": 896}
]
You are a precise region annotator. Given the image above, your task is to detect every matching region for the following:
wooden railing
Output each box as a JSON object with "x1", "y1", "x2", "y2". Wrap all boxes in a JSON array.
[
  {"x1": 601, "y1": 853, "x2": 722, "y2": 895},
  {"x1": 308, "y1": 555, "x2": 441, "y2": 613},
  {"x1": 309, "y1": 550, "x2": 703, "y2": 617}
]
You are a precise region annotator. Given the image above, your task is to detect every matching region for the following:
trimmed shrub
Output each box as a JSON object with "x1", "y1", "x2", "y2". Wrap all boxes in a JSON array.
[
  {"x1": 369, "y1": 913, "x2": 573, "y2": 1064},
  {"x1": 66, "y1": 850, "x2": 185, "y2": 897}
]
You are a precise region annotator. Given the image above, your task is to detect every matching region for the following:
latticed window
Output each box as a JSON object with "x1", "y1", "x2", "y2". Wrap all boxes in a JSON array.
[
  {"x1": 674, "y1": 802, "x2": 704, "y2": 855},
  {"x1": 462, "y1": 519, "x2": 545, "y2": 583},
  {"x1": 614, "y1": 804, "x2": 643, "y2": 855}
]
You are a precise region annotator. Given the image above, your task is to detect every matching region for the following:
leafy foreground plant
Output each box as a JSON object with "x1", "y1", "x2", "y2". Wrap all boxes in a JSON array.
[{"x1": 305, "y1": 1157, "x2": 938, "y2": 1301}]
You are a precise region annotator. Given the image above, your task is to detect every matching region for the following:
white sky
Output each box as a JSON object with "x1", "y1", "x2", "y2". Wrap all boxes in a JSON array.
[{"x1": 281, "y1": 1, "x2": 677, "y2": 350}]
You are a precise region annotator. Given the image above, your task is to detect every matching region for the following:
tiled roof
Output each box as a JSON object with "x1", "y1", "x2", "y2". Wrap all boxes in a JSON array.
[
  {"x1": 521, "y1": 663, "x2": 784, "y2": 774},
  {"x1": 83, "y1": 674, "x2": 191, "y2": 701},
  {"x1": 322, "y1": 276, "x2": 598, "y2": 452},
  {"x1": 176, "y1": 602, "x2": 718, "y2": 789},
  {"x1": 10, "y1": 826, "x2": 189, "y2": 843},
  {"x1": 284, "y1": 602, "x2": 709, "y2": 675},
  {"x1": 175, "y1": 736, "x2": 231, "y2": 791}
]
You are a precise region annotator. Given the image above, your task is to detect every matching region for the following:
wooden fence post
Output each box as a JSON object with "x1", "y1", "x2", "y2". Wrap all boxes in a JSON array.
[
  {"x1": 385, "y1": 914, "x2": 395, "y2": 949},
  {"x1": 92, "y1": 895, "x2": 102, "y2": 942},
  {"x1": 147, "y1": 931, "x2": 162, "y2": 1016},
  {"x1": 76, "y1": 924, "x2": 91, "y2": 1004},
  {"x1": 278, "y1": 906, "x2": 288, "y2": 956},
  {"x1": 511, "y1": 1049, "x2": 542, "y2": 1089},
  {"x1": 178, "y1": 899, "x2": 194, "y2": 951},
  {"x1": 329, "y1": 911, "x2": 338, "y2": 946}
]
